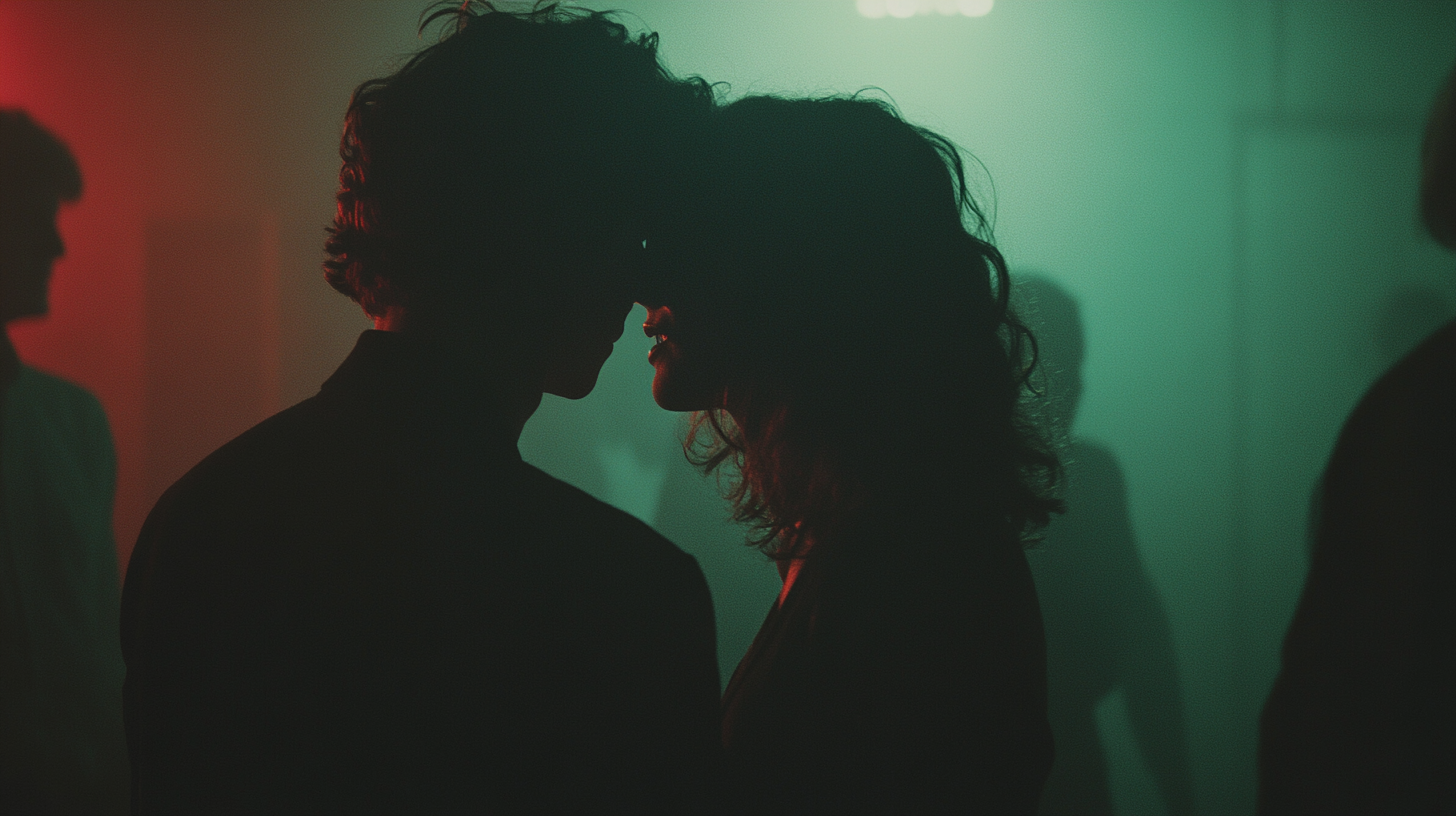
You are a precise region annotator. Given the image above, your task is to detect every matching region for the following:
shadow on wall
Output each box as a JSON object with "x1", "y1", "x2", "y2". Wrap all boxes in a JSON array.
[
  {"x1": 1017, "y1": 275, "x2": 1198, "y2": 816},
  {"x1": 518, "y1": 304, "x2": 780, "y2": 690}
]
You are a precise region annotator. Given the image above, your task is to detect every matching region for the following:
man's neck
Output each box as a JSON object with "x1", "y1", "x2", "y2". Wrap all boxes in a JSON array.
[{"x1": 371, "y1": 322, "x2": 543, "y2": 443}]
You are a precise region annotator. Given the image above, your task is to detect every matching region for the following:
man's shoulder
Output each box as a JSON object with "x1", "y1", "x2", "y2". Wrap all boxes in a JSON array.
[
  {"x1": 515, "y1": 461, "x2": 697, "y2": 569},
  {"x1": 10, "y1": 365, "x2": 107, "y2": 425},
  {"x1": 14, "y1": 364, "x2": 100, "y2": 402},
  {"x1": 145, "y1": 397, "x2": 337, "y2": 528}
]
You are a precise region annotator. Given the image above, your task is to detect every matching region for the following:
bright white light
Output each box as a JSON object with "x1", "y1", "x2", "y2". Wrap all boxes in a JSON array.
[
  {"x1": 856, "y1": 0, "x2": 993, "y2": 19},
  {"x1": 886, "y1": 0, "x2": 919, "y2": 19},
  {"x1": 856, "y1": 0, "x2": 887, "y2": 19}
]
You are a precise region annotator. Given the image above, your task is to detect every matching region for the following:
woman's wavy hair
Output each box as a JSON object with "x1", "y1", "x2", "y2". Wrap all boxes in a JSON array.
[
  {"x1": 672, "y1": 95, "x2": 1062, "y2": 558},
  {"x1": 324, "y1": 2, "x2": 713, "y2": 318}
]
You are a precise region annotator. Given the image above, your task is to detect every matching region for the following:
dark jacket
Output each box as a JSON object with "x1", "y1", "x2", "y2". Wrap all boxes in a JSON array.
[
  {"x1": 121, "y1": 331, "x2": 721, "y2": 815},
  {"x1": 1259, "y1": 320, "x2": 1456, "y2": 815},
  {"x1": 1, "y1": 342, "x2": 128, "y2": 814},
  {"x1": 721, "y1": 509, "x2": 1053, "y2": 815}
]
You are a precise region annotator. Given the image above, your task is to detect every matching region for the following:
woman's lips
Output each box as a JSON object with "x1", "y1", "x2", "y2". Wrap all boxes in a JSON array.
[
  {"x1": 647, "y1": 333, "x2": 671, "y2": 364},
  {"x1": 643, "y1": 314, "x2": 676, "y2": 365}
]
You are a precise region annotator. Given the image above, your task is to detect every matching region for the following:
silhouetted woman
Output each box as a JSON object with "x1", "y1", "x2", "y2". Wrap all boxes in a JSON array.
[{"x1": 642, "y1": 95, "x2": 1062, "y2": 815}]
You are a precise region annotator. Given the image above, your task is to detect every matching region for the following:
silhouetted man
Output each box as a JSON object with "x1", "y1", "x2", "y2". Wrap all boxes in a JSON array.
[
  {"x1": 1019, "y1": 276, "x2": 1196, "y2": 816},
  {"x1": 121, "y1": 7, "x2": 720, "y2": 813},
  {"x1": 0, "y1": 109, "x2": 128, "y2": 815},
  {"x1": 1258, "y1": 62, "x2": 1456, "y2": 814}
]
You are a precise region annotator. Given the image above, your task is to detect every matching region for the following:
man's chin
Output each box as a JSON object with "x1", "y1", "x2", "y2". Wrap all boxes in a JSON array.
[{"x1": 543, "y1": 371, "x2": 601, "y2": 401}]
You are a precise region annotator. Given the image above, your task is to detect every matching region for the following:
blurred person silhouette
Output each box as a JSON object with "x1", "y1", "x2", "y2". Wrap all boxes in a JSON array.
[
  {"x1": 1017, "y1": 275, "x2": 1196, "y2": 816},
  {"x1": 0, "y1": 109, "x2": 128, "y2": 815},
  {"x1": 1258, "y1": 61, "x2": 1456, "y2": 815},
  {"x1": 1303, "y1": 283, "x2": 1455, "y2": 557},
  {"x1": 1373, "y1": 283, "x2": 1454, "y2": 371},
  {"x1": 120, "y1": 5, "x2": 721, "y2": 813},
  {"x1": 641, "y1": 95, "x2": 1062, "y2": 814}
]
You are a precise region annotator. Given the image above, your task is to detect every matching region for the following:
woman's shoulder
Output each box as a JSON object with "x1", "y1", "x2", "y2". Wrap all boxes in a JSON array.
[
  {"x1": 808, "y1": 507, "x2": 1032, "y2": 630},
  {"x1": 795, "y1": 509, "x2": 1047, "y2": 713},
  {"x1": 832, "y1": 498, "x2": 1021, "y2": 565}
]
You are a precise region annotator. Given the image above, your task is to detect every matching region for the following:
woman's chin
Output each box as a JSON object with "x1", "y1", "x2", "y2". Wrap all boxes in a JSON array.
[
  {"x1": 651, "y1": 369, "x2": 714, "y2": 413},
  {"x1": 650, "y1": 379, "x2": 692, "y2": 412}
]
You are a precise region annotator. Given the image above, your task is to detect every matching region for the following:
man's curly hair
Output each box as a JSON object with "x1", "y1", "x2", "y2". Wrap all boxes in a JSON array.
[{"x1": 324, "y1": 2, "x2": 712, "y2": 318}]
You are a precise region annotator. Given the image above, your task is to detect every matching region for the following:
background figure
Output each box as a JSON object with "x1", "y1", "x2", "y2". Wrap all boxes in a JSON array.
[
  {"x1": 1257, "y1": 60, "x2": 1456, "y2": 815},
  {"x1": 1020, "y1": 276, "x2": 1196, "y2": 816},
  {"x1": 1374, "y1": 283, "x2": 1455, "y2": 371},
  {"x1": 1303, "y1": 283, "x2": 1456, "y2": 556},
  {"x1": 0, "y1": 109, "x2": 127, "y2": 815}
]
